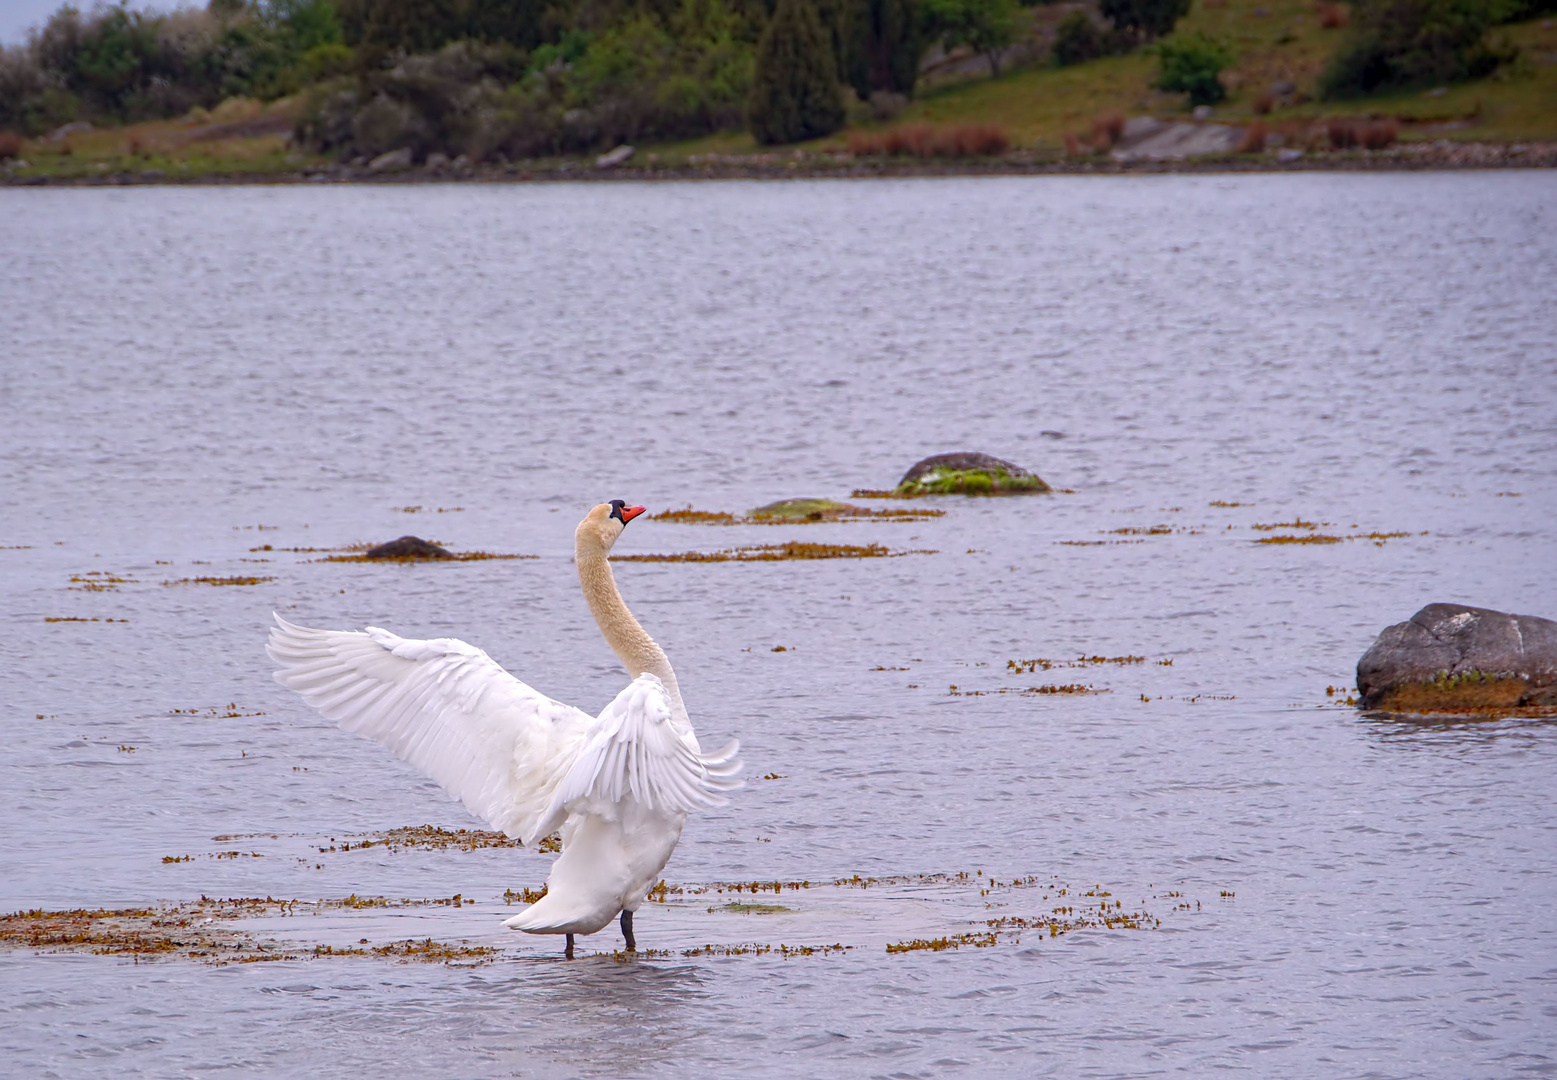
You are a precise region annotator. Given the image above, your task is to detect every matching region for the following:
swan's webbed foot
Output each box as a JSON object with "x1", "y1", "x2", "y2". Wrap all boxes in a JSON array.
[
  {"x1": 620, "y1": 909, "x2": 636, "y2": 952},
  {"x1": 564, "y1": 933, "x2": 575, "y2": 960}
]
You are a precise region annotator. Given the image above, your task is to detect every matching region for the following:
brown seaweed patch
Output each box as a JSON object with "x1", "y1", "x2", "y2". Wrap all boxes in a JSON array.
[
  {"x1": 616, "y1": 542, "x2": 933, "y2": 562},
  {"x1": 314, "y1": 824, "x2": 536, "y2": 854},
  {"x1": 1008, "y1": 655, "x2": 1147, "y2": 672},
  {"x1": 371, "y1": 938, "x2": 497, "y2": 963},
  {"x1": 1208, "y1": 501, "x2": 1252, "y2": 507},
  {"x1": 1253, "y1": 534, "x2": 1345, "y2": 545},
  {"x1": 69, "y1": 573, "x2": 136, "y2": 591},
  {"x1": 947, "y1": 684, "x2": 1104, "y2": 697},
  {"x1": 1375, "y1": 670, "x2": 1534, "y2": 713},
  {"x1": 886, "y1": 932, "x2": 997, "y2": 953},
  {"x1": 1251, "y1": 519, "x2": 1327, "y2": 531},
  {"x1": 650, "y1": 506, "x2": 741, "y2": 525},
  {"x1": 163, "y1": 575, "x2": 277, "y2": 586},
  {"x1": 682, "y1": 942, "x2": 849, "y2": 957},
  {"x1": 169, "y1": 704, "x2": 266, "y2": 718},
  {"x1": 45, "y1": 616, "x2": 129, "y2": 623}
]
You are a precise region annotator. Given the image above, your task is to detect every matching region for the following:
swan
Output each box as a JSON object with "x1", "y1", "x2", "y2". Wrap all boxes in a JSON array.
[{"x1": 265, "y1": 500, "x2": 742, "y2": 958}]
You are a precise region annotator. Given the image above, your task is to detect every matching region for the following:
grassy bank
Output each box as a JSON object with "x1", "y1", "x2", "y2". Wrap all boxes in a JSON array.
[{"x1": 4, "y1": 0, "x2": 1555, "y2": 183}]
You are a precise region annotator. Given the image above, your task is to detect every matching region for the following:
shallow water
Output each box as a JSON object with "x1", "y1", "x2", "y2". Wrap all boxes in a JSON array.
[{"x1": 1, "y1": 174, "x2": 1555, "y2": 1079}]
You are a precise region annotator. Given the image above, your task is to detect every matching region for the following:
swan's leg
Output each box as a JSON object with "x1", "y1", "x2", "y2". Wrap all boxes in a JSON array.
[
  {"x1": 620, "y1": 910, "x2": 636, "y2": 952},
  {"x1": 565, "y1": 934, "x2": 575, "y2": 960}
]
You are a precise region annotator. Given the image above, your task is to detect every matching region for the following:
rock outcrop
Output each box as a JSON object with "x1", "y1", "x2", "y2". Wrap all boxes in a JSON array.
[
  {"x1": 1356, "y1": 603, "x2": 1557, "y2": 711},
  {"x1": 895, "y1": 452, "x2": 1050, "y2": 496},
  {"x1": 365, "y1": 535, "x2": 453, "y2": 560},
  {"x1": 748, "y1": 498, "x2": 864, "y2": 521},
  {"x1": 1111, "y1": 117, "x2": 1241, "y2": 162}
]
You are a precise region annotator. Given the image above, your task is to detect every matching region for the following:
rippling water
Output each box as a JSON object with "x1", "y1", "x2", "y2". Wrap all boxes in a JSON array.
[{"x1": 2, "y1": 174, "x2": 1555, "y2": 1079}]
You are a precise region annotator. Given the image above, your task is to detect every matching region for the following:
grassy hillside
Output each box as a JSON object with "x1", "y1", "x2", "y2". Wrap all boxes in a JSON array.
[{"x1": 3, "y1": 0, "x2": 1554, "y2": 179}]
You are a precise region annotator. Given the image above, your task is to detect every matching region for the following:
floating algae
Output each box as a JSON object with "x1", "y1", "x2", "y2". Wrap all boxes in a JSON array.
[
  {"x1": 650, "y1": 502, "x2": 943, "y2": 524},
  {"x1": 162, "y1": 575, "x2": 277, "y2": 586},
  {"x1": 616, "y1": 542, "x2": 934, "y2": 563}
]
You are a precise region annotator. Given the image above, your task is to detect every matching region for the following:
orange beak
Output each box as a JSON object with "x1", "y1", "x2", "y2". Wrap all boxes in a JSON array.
[{"x1": 620, "y1": 505, "x2": 647, "y2": 524}]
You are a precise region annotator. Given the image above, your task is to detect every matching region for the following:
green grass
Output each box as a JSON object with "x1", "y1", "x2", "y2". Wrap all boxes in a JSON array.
[{"x1": 5, "y1": 1, "x2": 1554, "y2": 179}]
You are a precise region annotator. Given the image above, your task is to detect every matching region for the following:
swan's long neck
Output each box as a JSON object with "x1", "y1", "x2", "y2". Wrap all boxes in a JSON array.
[{"x1": 577, "y1": 551, "x2": 690, "y2": 729}]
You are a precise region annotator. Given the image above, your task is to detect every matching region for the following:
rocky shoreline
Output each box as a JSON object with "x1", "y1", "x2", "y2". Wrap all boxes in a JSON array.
[{"x1": 4, "y1": 139, "x2": 1554, "y2": 187}]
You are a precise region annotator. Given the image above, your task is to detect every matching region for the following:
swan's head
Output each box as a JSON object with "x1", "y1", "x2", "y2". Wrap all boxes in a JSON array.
[{"x1": 576, "y1": 499, "x2": 646, "y2": 557}]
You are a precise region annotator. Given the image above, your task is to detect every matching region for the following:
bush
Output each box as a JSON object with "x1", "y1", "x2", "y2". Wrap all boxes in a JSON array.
[
  {"x1": 1327, "y1": 116, "x2": 1398, "y2": 147},
  {"x1": 1156, "y1": 33, "x2": 1233, "y2": 105},
  {"x1": 1053, "y1": 11, "x2": 1108, "y2": 65},
  {"x1": 1100, "y1": 0, "x2": 1190, "y2": 41},
  {"x1": 1320, "y1": 0, "x2": 1514, "y2": 98},
  {"x1": 919, "y1": 0, "x2": 1020, "y2": 75},
  {"x1": 0, "y1": 131, "x2": 22, "y2": 159},
  {"x1": 747, "y1": 0, "x2": 844, "y2": 144},
  {"x1": 848, "y1": 121, "x2": 1008, "y2": 155}
]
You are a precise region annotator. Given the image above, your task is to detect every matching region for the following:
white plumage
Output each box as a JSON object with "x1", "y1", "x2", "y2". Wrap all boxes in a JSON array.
[{"x1": 265, "y1": 501, "x2": 741, "y2": 953}]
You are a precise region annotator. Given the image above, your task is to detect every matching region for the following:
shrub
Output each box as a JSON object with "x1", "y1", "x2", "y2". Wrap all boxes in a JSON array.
[
  {"x1": 1252, "y1": 91, "x2": 1273, "y2": 113},
  {"x1": 919, "y1": 0, "x2": 1020, "y2": 75},
  {"x1": 747, "y1": 0, "x2": 844, "y2": 145},
  {"x1": 0, "y1": 130, "x2": 22, "y2": 159},
  {"x1": 1320, "y1": 0, "x2": 1515, "y2": 98},
  {"x1": 1053, "y1": 11, "x2": 1108, "y2": 66},
  {"x1": 848, "y1": 121, "x2": 1008, "y2": 156},
  {"x1": 1316, "y1": 1, "x2": 1351, "y2": 27},
  {"x1": 1090, "y1": 111, "x2": 1124, "y2": 149},
  {"x1": 1155, "y1": 33, "x2": 1233, "y2": 105},
  {"x1": 1100, "y1": 0, "x2": 1191, "y2": 41},
  {"x1": 1328, "y1": 116, "x2": 1398, "y2": 147},
  {"x1": 1237, "y1": 119, "x2": 1266, "y2": 151}
]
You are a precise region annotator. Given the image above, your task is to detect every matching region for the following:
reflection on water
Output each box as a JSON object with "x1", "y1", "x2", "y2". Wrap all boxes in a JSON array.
[{"x1": 1, "y1": 174, "x2": 1555, "y2": 1078}]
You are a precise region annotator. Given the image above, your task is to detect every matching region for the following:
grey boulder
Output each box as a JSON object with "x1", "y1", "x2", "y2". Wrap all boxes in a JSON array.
[{"x1": 1356, "y1": 603, "x2": 1557, "y2": 711}]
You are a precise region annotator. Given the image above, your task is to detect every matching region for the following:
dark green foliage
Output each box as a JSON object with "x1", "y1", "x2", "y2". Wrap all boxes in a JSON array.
[
  {"x1": 1155, "y1": 32, "x2": 1232, "y2": 104},
  {"x1": 919, "y1": 0, "x2": 1018, "y2": 74},
  {"x1": 747, "y1": 0, "x2": 844, "y2": 144},
  {"x1": 300, "y1": 0, "x2": 753, "y2": 159},
  {"x1": 1052, "y1": 10, "x2": 1107, "y2": 64},
  {"x1": 0, "y1": 1, "x2": 347, "y2": 131},
  {"x1": 814, "y1": 0, "x2": 872, "y2": 97},
  {"x1": 1319, "y1": 0, "x2": 1514, "y2": 98},
  {"x1": 1099, "y1": 0, "x2": 1189, "y2": 41},
  {"x1": 864, "y1": 0, "x2": 920, "y2": 95}
]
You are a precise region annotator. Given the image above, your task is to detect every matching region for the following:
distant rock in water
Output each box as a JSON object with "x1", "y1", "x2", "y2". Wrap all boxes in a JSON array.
[
  {"x1": 894, "y1": 452, "x2": 1050, "y2": 496},
  {"x1": 748, "y1": 498, "x2": 864, "y2": 521},
  {"x1": 365, "y1": 535, "x2": 453, "y2": 560},
  {"x1": 1356, "y1": 603, "x2": 1557, "y2": 711}
]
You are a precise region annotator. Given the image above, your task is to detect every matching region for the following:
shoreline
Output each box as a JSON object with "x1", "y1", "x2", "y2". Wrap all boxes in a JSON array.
[{"x1": 4, "y1": 141, "x2": 1555, "y2": 187}]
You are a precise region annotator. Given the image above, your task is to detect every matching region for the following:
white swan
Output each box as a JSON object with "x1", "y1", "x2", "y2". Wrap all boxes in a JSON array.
[{"x1": 265, "y1": 500, "x2": 742, "y2": 957}]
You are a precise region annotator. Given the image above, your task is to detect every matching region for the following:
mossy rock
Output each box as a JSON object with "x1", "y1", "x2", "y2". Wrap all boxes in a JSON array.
[
  {"x1": 893, "y1": 452, "x2": 1051, "y2": 497},
  {"x1": 1357, "y1": 603, "x2": 1557, "y2": 712},
  {"x1": 748, "y1": 498, "x2": 865, "y2": 521}
]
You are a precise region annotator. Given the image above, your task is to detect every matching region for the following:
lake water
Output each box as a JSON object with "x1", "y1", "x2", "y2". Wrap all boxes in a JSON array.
[{"x1": 1, "y1": 173, "x2": 1554, "y2": 1079}]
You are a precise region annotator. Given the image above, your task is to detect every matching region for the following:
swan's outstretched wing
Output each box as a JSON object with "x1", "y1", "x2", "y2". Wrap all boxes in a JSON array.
[
  {"x1": 542, "y1": 674, "x2": 742, "y2": 827},
  {"x1": 266, "y1": 614, "x2": 591, "y2": 844}
]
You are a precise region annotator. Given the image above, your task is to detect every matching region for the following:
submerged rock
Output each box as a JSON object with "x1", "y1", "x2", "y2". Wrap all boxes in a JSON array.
[
  {"x1": 365, "y1": 535, "x2": 453, "y2": 560},
  {"x1": 895, "y1": 453, "x2": 1050, "y2": 497},
  {"x1": 1356, "y1": 603, "x2": 1557, "y2": 711},
  {"x1": 748, "y1": 498, "x2": 865, "y2": 521}
]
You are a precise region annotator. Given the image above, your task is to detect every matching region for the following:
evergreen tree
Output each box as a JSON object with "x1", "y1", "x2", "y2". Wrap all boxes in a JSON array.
[
  {"x1": 747, "y1": 0, "x2": 844, "y2": 144},
  {"x1": 813, "y1": 0, "x2": 872, "y2": 100},
  {"x1": 865, "y1": 0, "x2": 918, "y2": 96},
  {"x1": 1099, "y1": 0, "x2": 1189, "y2": 42}
]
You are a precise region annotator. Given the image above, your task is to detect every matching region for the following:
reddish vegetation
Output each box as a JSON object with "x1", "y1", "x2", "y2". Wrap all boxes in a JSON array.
[
  {"x1": 1328, "y1": 117, "x2": 1398, "y2": 149},
  {"x1": 1238, "y1": 121, "x2": 1268, "y2": 153},
  {"x1": 848, "y1": 123, "x2": 1010, "y2": 158},
  {"x1": 1317, "y1": 1, "x2": 1350, "y2": 28},
  {"x1": 1091, "y1": 112, "x2": 1126, "y2": 152},
  {"x1": 1063, "y1": 131, "x2": 1081, "y2": 156},
  {"x1": 0, "y1": 131, "x2": 21, "y2": 160},
  {"x1": 1252, "y1": 92, "x2": 1274, "y2": 116}
]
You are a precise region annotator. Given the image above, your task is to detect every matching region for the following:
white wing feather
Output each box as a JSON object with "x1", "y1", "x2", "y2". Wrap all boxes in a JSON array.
[
  {"x1": 266, "y1": 613, "x2": 592, "y2": 844},
  {"x1": 545, "y1": 674, "x2": 743, "y2": 825}
]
